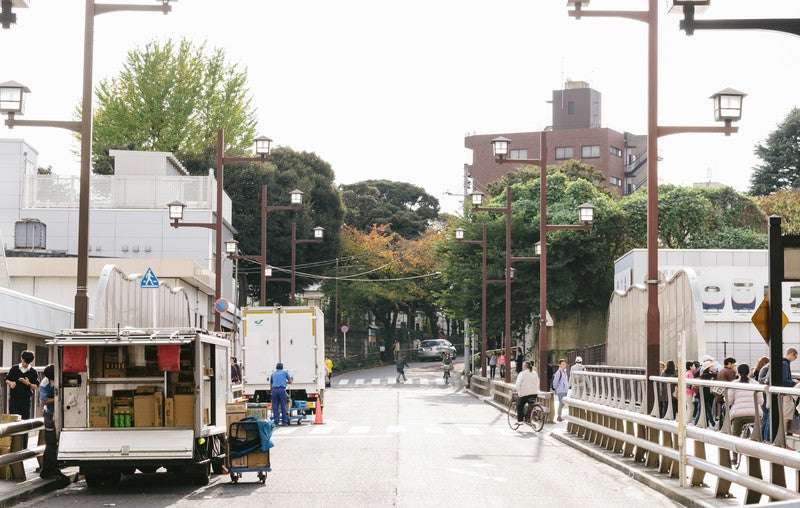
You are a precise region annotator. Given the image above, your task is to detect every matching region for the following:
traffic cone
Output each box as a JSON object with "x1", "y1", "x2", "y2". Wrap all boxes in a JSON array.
[{"x1": 313, "y1": 398, "x2": 324, "y2": 425}]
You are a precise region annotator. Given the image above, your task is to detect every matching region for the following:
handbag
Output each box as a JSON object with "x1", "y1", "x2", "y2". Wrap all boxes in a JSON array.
[{"x1": 711, "y1": 386, "x2": 725, "y2": 396}]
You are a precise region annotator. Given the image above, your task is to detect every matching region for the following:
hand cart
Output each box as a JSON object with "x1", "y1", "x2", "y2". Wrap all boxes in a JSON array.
[{"x1": 227, "y1": 418, "x2": 273, "y2": 484}]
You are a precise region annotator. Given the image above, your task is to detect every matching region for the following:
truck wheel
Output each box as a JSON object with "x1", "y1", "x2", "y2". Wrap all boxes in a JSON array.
[
  {"x1": 84, "y1": 473, "x2": 103, "y2": 488},
  {"x1": 212, "y1": 458, "x2": 225, "y2": 474},
  {"x1": 191, "y1": 463, "x2": 211, "y2": 486}
]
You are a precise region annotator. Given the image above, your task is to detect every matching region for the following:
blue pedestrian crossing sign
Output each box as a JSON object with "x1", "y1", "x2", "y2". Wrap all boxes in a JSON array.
[{"x1": 140, "y1": 267, "x2": 160, "y2": 288}]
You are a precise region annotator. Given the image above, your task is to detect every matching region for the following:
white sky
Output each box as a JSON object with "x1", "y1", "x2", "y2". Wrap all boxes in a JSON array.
[{"x1": 3, "y1": 1, "x2": 800, "y2": 215}]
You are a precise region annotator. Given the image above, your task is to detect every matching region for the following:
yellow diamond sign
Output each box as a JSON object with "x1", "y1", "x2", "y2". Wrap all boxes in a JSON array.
[{"x1": 751, "y1": 296, "x2": 789, "y2": 345}]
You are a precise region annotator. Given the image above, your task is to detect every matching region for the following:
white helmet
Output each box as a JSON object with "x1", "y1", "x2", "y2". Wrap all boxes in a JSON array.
[{"x1": 575, "y1": 356, "x2": 583, "y2": 363}]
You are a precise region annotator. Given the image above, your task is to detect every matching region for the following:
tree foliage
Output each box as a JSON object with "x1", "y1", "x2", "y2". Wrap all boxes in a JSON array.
[
  {"x1": 340, "y1": 180, "x2": 439, "y2": 239},
  {"x1": 749, "y1": 108, "x2": 800, "y2": 196},
  {"x1": 91, "y1": 38, "x2": 256, "y2": 175},
  {"x1": 753, "y1": 189, "x2": 800, "y2": 235}
]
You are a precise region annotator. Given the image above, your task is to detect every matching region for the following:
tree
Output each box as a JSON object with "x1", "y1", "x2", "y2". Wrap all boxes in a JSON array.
[
  {"x1": 749, "y1": 108, "x2": 800, "y2": 196},
  {"x1": 91, "y1": 38, "x2": 256, "y2": 175},
  {"x1": 340, "y1": 180, "x2": 439, "y2": 239},
  {"x1": 754, "y1": 189, "x2": 800, "y2": 235}
]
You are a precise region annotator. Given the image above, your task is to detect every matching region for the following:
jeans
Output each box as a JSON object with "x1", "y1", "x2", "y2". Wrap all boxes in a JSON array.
[
  {"x1": 517, "y1": 395, "x2": 537, "y2": 422},
  {"x1": 271, "y1": 388, "x2": 289, "y2": 424},
  {"x1": 396, "y1": 369, "x2": 406, "y2": 382},
  {"x1": 556, "y1": 392, "x2": 567, "y2": 419}
]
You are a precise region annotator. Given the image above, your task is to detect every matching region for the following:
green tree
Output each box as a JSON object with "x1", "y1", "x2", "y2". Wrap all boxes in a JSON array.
[
  {"x1": 91, "y1": 38, "x2": 256, "y2": 175},
  {"x1": 340, "y1": 180, "x2": 439, "y2": 239},
  {"x1": 754, "y1": 189, "x2": 800, "y2": 235},
  {"x1": 749, "y1": 108, "x2": 800, "y2": 195}
]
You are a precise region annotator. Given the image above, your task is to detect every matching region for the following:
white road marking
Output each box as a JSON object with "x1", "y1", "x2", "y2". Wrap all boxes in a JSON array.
[
  {"x1": 447, "y1": 467, "x2": 508, "y2": 483},
  {"x1": 354, "y1": 378, "x2": 365, "y2": 385},
  {"x1": 371, "y1": 378, "x2": 381, "y2": 384},
  {"x1": 387, "y1": 425, "x2": 406, "y2": 433},
  {"x1": 459, "y1": 426, "x2": 482, "y2": 436},
  {"x1": 349, "y1": 426, "x2": 370, "y2": 434},
  {"x1": 310, "y1": 426, "x2": 333, "y2": 434},
  {"x1": 424, "y1": 426, "x2": 445, "y2": 434},
  {"x1": 337, "y1": 379, "x2": 350, "y2": 386}
]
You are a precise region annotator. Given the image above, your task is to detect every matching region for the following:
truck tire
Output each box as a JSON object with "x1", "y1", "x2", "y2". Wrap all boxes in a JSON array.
[{"x1": 84, "y1": 470, "x2": 121, "y2": 488}]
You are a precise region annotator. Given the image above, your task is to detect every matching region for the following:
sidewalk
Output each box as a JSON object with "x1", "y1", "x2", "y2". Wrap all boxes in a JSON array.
[{"x1": 0, "y1": 445, "x2": 78, "y2": 508}]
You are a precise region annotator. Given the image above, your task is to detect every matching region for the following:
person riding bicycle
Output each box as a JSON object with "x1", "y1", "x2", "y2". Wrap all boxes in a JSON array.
[
  {"x1": 442, "y1": 353, "x2": 453, "y2": 379},
  {"x1": 514, "y1": 361, "x2": 540, "y2": 423}
]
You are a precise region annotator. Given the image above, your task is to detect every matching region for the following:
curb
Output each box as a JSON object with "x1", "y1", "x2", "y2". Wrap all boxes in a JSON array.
[{"x1": 0, "y1": 469, "x2": 79, "y2": 508}]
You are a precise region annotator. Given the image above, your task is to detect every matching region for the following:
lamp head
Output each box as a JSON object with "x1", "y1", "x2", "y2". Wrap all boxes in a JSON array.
[
  {"x1": 265, "y1": 265, "x2": 273, "y2": 278},
  {"x1": 167, "y1": 200, "x2": 186, "y2": 221},
  {"x1": 535, "y1": 241, "x2": 542, "y2": 257},
  {"x1": 225, "y1": 239, "x2": 238, "y2": 255},
  {"x1": 313, "y1": 226, "x2": 325, "y2": 240},
  {"x1": 254, "y1": 135, "x2": 272, "y2": 156},
  {"x1": 470, "y1": 191, "x2": 485, "y2": 207},
  {"x1": 667, "y1": 0, "x2": 709, "y2": 15},
  {"x1": 454, "y1": 228, "x2": 465, "y2": 240},
  {"x1": 566, "y1": 0, "x2": 589, "y2": 6},
  {"x1": 710, "y1": 88, "x2": 745, "y2": 123},
  {"x1": 578, "y1": 203, "x2": 596, "y2": 224},
  {"x1": 0, "y1": 80, "x2": 29, "y2": 114},
  {"x1": 491, "y1": 136, "x2": 511, "y2": 160},
  {"x1": 290, "y1": 189, "x2": 303, "y2": 206}
]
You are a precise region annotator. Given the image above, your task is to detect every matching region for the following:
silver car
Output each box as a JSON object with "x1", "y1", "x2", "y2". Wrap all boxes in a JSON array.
[{"x1": 417, "y1": 339, "x2": 457, "y2": 361}]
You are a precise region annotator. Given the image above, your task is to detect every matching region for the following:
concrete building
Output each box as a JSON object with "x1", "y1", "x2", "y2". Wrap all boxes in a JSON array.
[
  {"x1": 465, "y1": 80, "x2": 647, "y2": 197},
  {"x1": 0, "y1": 138, "x2": 237, "y2": 333}
]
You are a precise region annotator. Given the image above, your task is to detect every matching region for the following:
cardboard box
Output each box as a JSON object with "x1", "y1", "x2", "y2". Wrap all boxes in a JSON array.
[
  {"x1": 134, "y1": 394, "x2": 156, "y2": 427},
  {"x1": 246, "y1": 408, "x2": 268, "y2": 420},
  {"x1": 247, "y1": 450, "x2": 269, "y2": 468},
  {"x1": 154, "y1": 391, "x2": 164, "y2": 426},
  {"x1": 226, "y1": 412, "x2": 246, "y2": 432},
  {"x1": 203, "y1": 408, "x2": 210, "y2": 425},
  {"x1": 230, "y1": 455, "x2": 247, "y2": 468},
  {"x1": 104, "y1": 368, "x2": 125, "y2": 378},
  {"x1": 226, "y1": 402, "x2": 247, "y2": 413},
  {"x1": 165, "y1": 397, "x2": 174, "y2": 427},
  {"x1": 89, "y1": 396, "x2": 112, "y2": 427},
  {"x1": 173, "y1": 395, "x2": 194, "y2": 426},
  {"x1": 135, "y1": 385, "x2": 157, "y2": 394}
]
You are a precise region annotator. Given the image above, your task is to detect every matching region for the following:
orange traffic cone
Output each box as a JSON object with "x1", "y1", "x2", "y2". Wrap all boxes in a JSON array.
[{"x1": 313, "y1": 398, "x2": 324, "y2": 425}]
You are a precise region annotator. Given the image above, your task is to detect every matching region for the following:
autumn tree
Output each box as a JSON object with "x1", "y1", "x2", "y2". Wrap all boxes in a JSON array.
[
  {"x1": 754, "y1": 188, "x2": 800, "y2": 235},
  {"x1": 340, "y1": 180, "x2": 439, "y2": 239}
]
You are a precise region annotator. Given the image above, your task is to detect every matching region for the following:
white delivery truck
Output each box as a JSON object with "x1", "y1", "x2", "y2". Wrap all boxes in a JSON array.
[
  {"x1": 241, "y1": 306, "x2": 325, "y2": 411},
  {"x1": 48, "y1": 327, "x2": 231, "y2": 487}
]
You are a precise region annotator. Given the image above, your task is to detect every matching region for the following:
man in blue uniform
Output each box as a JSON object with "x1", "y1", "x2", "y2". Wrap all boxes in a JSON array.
[{"x1": 269, "y1": 363, "x2": 293, "y2": 425}]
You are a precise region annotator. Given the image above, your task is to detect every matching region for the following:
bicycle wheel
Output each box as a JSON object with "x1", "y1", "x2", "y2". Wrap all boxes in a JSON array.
[
  {"x1": 507, "y1": 396, "x2": 521, "y2": 431},
  {"x1": 528, "y1": 403, "x2": 545, "y2": 432}
]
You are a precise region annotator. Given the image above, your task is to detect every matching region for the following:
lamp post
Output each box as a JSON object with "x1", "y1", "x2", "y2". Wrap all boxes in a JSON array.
[
  {"x1": 567, "y1": 0, "x2": 743, "y2": 411},
  {"x1": 263, "y1": 222, "x2": 325, "y2": 305},
  {"x1": 492, "y1": 132, "x2": 595, "y2": 389},
  {"x1": 1, "y1": 0, "x2": 29, "y2": 30},
  {"x1": 670, "y1": 0, "x2": 797, "y2": 450},
  {"x1": 470, "y1": 186, "x2": 538, "y2": 383},
  {"x1": 167, "y1": 129, "x2": 272, "y2": 331},
  {"x1": 224, "y1": 184, "x2": 303, "y2": 306},
  {"x1": 0, "y1": 1, "x2": 175, "y2": 328}
]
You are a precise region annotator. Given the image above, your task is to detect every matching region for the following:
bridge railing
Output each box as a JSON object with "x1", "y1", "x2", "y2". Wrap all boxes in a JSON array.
[{"x1": 566, "y1": 368, "x2": 800, "y2": 503}]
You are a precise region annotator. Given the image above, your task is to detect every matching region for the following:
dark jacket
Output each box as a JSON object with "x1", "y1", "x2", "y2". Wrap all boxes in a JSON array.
[{"x1": 5, "y1": 364, "x2": 39, "y2": 400}]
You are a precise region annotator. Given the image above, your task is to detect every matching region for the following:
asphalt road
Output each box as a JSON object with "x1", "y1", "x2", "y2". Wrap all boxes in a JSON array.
[{"x1": 18, "y1": 362, "x2": 683, "y2": 508}]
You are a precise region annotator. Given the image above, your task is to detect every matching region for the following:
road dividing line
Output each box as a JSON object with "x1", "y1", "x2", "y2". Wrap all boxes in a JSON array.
[
  {"x1": 349, "y1": 426, "x2": 370, "y2": 434},
  {"x1": 424, "y1": 426, "x2": 445, "y2": 434},
  {"x1": 386, "y1": 425, "x2": 406, "y2": 433},
  {"x1": 338, "y1": 379, "x2": 350, "y2": 385},
  {"x1": 371, "y1": 378, "x2": 381, "y2": 384}
]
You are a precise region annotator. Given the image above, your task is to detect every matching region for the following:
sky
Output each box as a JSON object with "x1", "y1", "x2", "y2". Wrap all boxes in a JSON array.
[{"x1": 2, "y1": 1, "x2": 800, "y2": 216}]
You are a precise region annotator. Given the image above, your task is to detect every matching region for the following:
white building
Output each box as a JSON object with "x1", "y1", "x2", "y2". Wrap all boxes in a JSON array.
[
  {"x1": 0, "y1": 138, "x2": 237, "y2": 334},
  {"x1": 610, "y1": 248, "x2": 799, "y2": 368}
]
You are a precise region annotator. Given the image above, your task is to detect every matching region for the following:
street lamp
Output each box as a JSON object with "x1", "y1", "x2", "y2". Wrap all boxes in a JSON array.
[
  {"x1": 265, "y1": 222, "x2": 325, "y2": 305},
  {"x1": 470, "y1": 186, "x2": 538, "y2": 383},
  {"x1": 568, "y1": 0, "x2": 743, "y2": 412},
  {"x1": 168, "y1": 129, "x2": 273, "y2": 331},
  {"x1": 225, "y1": 184, "x2": 303, "y2": 305},
  {"x1": 492, "y1": 132, "x2": 595, "y2": 389},
  {"x1": 2, "y1": 0, "x2": 175, "y2": 328},
  {"x1": 670, "y1": 1, "x2": 800, "y2": 37},
  {"x1": 0, "y1": 0, "x2": 29, "y2": 30}
]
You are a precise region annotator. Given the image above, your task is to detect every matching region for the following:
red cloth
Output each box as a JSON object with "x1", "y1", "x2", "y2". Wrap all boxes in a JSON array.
[
  {"x1": 62, "y1": 346, "x2": 88, "y2": 373},
  {"x1": 157, "y1": 345, "x2": 181, "y2": 372}
]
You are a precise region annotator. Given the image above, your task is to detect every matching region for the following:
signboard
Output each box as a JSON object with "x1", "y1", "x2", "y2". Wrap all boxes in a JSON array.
[
  {"x1": 340, "y1": 325, "x2": 349, "y2": 334},
  {"x1": 751, "y1": 296, "x2": 788, "y2": 345},
  {"x1": 215, "y1": 298, "x2": 229, "y2": 314},
  {"x1": 140, "y1": 267, "x2": 160, "y2": 288}
]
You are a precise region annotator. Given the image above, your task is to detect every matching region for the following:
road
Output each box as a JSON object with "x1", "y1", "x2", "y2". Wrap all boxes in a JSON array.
[{"x1": 20, "y1": 361, "x2": 683, "y2": 507}]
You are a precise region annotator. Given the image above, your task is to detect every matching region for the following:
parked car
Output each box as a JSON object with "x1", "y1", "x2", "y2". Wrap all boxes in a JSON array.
[{"x1": 417, "y1": 339, "x2": 457, "y2": 361}]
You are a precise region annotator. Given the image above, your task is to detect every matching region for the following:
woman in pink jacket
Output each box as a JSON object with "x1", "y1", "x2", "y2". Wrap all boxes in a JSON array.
[{"x1": 727, "y1": 363, "x2": 764, "y2": 438}]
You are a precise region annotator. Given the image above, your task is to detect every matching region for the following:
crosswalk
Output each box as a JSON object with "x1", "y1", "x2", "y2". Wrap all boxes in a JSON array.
[
  {"x1": 272, "y1": 422, "x2": 523, "y2": 438},
  {"x1": 336, "y1": 376, "x2": 451, "y2": 387}
]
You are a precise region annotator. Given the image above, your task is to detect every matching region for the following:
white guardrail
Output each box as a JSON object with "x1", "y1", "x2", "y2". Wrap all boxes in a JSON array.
[{"x1": 564, "y1": 368, "x2": 800, "y2": 504}]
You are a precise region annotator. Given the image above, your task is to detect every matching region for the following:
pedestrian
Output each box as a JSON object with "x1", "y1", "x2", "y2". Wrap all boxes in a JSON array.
[
  {"x1": 569, "y1": 356, "x2": 587, "y2": 398},
  {"x1": 660, "y1": 360, "x2": 678, "y2": 419},
  {"x1": 325, "y1": 357, "x2": 333, "y2": 387},
  {"x1": 498, "y1": 352, "x2": 506, "y2": 379},
  {"x1": 780, "y1": 347, "x2": 798, "y2": 434},
  {"x1": 393, "y1": 340, "x2": 400, "y2": 361},
  {"x1": 752, "y1": 356, "x2": 769, "y2": 382},
  {"x1": 396, "y1": 353, "x2": 409, "y2": 383},
  {"x1": 269, "y1": 362, "x2": 292, "y2": 426},
  {"x1": 38, "y1": 364, "x2": 66, "y2": 480},
  {"x1": 685, "y1": 360, "x2": 700, "y2": 423},
  {"x1": 515, "y1": 352, "x2": 524, "y2": 374},
  {"x1": 514, "y1": 361, "x2": 540, "y2": 423},
  {"x1": 728, "y1": 363, "x2": 763, "y2": 438},
  {"x1": 695, "y1": 358, "x2": 717, "y2": 427},
  {"x1": 5, "y1": 350, "x2": 38, "y2": 447},
  {"x1": 230, "y1": 356, "x2": 242, "y2": 385},
  {"x1": 552, "y1": 358, "x2": 569, "y2": 422},
  {"x1": 488, "y1": 352, "x2": 498, "y2": 379}
]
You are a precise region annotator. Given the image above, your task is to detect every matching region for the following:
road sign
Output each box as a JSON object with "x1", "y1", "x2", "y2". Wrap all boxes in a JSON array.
[
  {"x1": 751, "y1": 296, "x2": 788, "y2": 345},
  {"x1": 340, "y1": 325, "x2": 349, "y2": 334},
  {"x1": 140, "y1": 267, "x2": 160, "y2": 288},
  {"x1": 215, "y1": 298, "x2": 229, "y2": 314}
]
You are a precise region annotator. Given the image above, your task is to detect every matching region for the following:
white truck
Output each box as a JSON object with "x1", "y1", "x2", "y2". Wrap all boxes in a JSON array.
[
  {"x1": 48, "y1": 327, "x2": 232, "y2": 487},
  {"x1": 241, "y1": 306, "x2": 325, "y2": 410}
]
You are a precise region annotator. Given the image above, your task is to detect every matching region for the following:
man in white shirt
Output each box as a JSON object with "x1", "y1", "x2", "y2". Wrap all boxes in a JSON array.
[{"x1": 514, "y1": 361, "x2": 540, "y2": 423}]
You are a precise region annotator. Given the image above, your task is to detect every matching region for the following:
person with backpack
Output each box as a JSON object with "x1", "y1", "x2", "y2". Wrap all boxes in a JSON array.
[{"x1": 552, "y1": 359, "x2": 569, "y2": 422}]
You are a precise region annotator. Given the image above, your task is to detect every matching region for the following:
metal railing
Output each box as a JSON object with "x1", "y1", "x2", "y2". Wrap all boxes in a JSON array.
[
  {"x1": 0, "y1": 418, "x2": 44, "y2": 481},
  {"x1": 565, "y1": 368, "x2": 800, "y2": 503}
]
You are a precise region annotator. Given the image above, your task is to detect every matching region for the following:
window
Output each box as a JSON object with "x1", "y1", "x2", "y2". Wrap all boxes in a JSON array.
[
  {"x1": 567, "y1": 101, "x2": 575, "y2": 114},
  {"x1": 609, "y1": 176, "x2": 622, "y2": 187},
  {"x1": 610, "y1": 146, "x2": 622, "y2": 157},
  {"x1": 510, "y1": 149, "x2": 528, "y2": 160},
  {"x1": 581, "y1": 145, "x2": 601, "y2": 158},
  {"x1": 555, "y1": 147, "x2": 574, "y2": 160}
]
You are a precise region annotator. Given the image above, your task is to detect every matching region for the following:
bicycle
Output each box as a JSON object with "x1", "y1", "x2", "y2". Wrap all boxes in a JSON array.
[
  {"x1": 442, "y1": 363, "x2": 451, "y2": 384},
  {"x1": 507, "y1": 393, "x2": 545, "y2": 432},
  {"x1": 730, "y1": 421, "x2": 754, "y2": 469}
]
